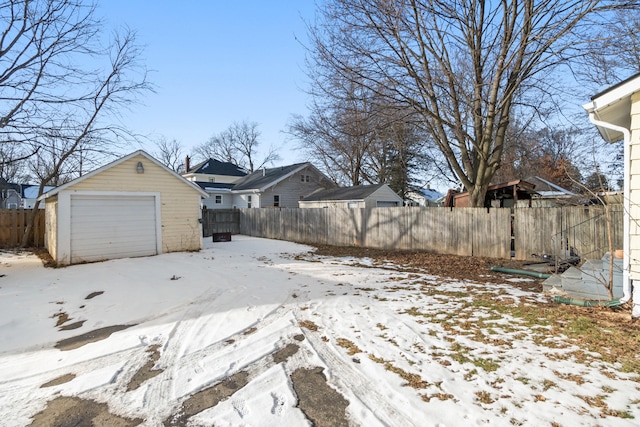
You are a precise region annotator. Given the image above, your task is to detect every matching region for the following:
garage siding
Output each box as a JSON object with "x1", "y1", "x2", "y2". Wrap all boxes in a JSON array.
[
  {"x1": 67, "y1": 155, "x2": 202, "y2": 253},
  {"x1": 70, "y1": 195, "x2": 157, "y2": 263}
]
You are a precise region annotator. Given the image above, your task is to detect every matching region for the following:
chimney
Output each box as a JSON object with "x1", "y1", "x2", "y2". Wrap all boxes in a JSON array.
[
  {"x1": 262, "y1": 168, "x2": 266, "y2": 177},
  {"x1": 185, "y1": 156, "x2": 191, "y2": 172}
]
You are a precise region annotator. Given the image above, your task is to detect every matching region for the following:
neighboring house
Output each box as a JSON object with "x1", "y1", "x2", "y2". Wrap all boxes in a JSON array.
[
  {"x1": 406, "y1": 186, "x2": 444, "y2": 207},
  {"x1": 0, "y1": 179, "x2": 21, "y2": 209},
  {"x1": 182, "y1": 157, "x2": 247, "y2": 184},
  {"x1": 182, "y1": 157, "x2": 248, "y2": 210},
  {"x1": 194, "y1": 182, "x2": 235, "y2": 209},
  {"x1": 299, "y1": 184, "x2": 403, "y2": 208},
  {"x1": 582, "y1": 72, "x2": 640, "y2": 317},
  {"x1": 38, "y1": 150, "x2": 208, "y2": 266},
  {"x1": 231, "y1": 163, "x2": 335, "y2": 208},
  {"x1": 21, "y1": 185, "x2": 55, "y2": 209}
]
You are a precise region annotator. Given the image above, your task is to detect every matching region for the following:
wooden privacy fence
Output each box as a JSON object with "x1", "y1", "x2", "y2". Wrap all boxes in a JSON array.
[
  {"x1": 239, "y1": 206, "x2": 623, "y2": 260},
  {"x1": 514, "y1": 205, "x2": 624, "y2": 260},
  {"x1": 202, "y1": 208, "x2": 240, "y2": 236},
  {"x1": 0, "y1": 209, "x2": 45, "y2": 248},
  {"x1": 240, "y1": 207, "x2": 512, "y2": 258}
]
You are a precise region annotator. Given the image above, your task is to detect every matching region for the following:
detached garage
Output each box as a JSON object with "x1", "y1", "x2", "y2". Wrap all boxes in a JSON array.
[
  {"x1": 299, "y1": 184, "x2": 404, "y2": 208},
  {"x1": 39, "y1": 150, "x2": 208, "y2": 266}
]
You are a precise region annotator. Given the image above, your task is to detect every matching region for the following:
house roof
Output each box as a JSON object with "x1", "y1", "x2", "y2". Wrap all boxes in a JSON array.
[
  {"x1": 193, "y1": 181, "x2": 235, "y2": 191},
  {"x1": 187, "y1": 158, "x2": 247, "y2": 177},
  {"x1": 0, "y1": 179, "x2": 21, "y2": 192},
  {"x1": 302, "y1": 184, "x2": 396, "y2": 202},
  {"x1": 420, "y1": 187, "x2": 443, "y2": 200},
  {"x1": 22, "y1": 185, "x2": 55, "y2": 199},
  {"x1": 583, "y1": 72, "x2": 640, "y2": 143},
  {"x1": 38, "y1": 150, "x2": 208, "y2": 200},
  {"x1": 232, "y1": 163, "x2": 316, "y2": 192},
  {"x1": 523, "y1": 176, "x2": 577, "y2": 197}
]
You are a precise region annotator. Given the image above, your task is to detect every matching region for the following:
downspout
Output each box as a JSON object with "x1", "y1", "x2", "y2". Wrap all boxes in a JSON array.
[{"x1": 587, "y1": 113, "x2": 631, "y2": 304}]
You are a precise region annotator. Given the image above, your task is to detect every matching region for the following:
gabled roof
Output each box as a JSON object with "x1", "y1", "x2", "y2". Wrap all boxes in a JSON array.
[
  {"x1": 187, "y1": 158, "x2": 247, "y2": 177},
  {"x1": 232, "y1": 163, "x2": 316, "y2": 192},
  {"x1": 38, "y1": 150, "x2": 208, "y2": 200},
  {"x1": 302, "y1": 184, "x2": 393, "y2": 202},
  {"x1": 583, "y1": 72, "x2": 640, "y2": 143}
]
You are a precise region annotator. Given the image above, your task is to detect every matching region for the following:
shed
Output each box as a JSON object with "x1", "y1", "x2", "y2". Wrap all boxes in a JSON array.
[
  {"x1": 38, "y1": 150, "x2": 208, "y2": 266},
  {"x1": 299, "y1": 184, "x2": 403, "y2": 208},
  {"x1": 446, "y1": 180, "x2": 537, "y2": 208}
]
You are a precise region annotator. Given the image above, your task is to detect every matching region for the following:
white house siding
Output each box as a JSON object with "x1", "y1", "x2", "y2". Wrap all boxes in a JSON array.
[
  {"x1": 44, "y1": 196, "x2": 58, "y2": 260},
  {"x1": 62, "y1": 154, "x2": 203, "y2": 254},
  {"x1": 233, "y1": 193, "x2": 260, "y2": 209},
  {"x1": 365, "y1": 186, "x2": 404, "y2": 208},
  {"x1": 202, "y1": 191, "x2": 233, "y2": 209},
  {"x1": 629, "y1": 91, "x2": 640, "y2": 281}
]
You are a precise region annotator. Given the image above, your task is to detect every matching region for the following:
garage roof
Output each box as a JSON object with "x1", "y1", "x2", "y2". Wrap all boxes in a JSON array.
[{"x1": 38, "y1": 150, "x2": 208, "y2": 200}]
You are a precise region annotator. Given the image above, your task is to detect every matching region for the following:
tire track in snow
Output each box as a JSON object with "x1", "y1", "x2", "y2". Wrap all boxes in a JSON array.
[{"x1": 292, "y1": 306, "x2": 418, "y2": 427}]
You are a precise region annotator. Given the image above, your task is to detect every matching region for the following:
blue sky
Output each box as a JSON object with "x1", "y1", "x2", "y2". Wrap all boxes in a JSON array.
[{"x1": 99, "y1": 1, "x2": 318, "y2": 166}]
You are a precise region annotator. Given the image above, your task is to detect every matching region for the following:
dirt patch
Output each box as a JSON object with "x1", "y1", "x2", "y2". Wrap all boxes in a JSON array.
[
  {"x1": 165, "y1": 371, "x2": 250, "y2": 427},
  {"x1": 85, "y1": 291, "x2": 104, "y2": 299},
  {"x1": 54, "y1": 324, "x2": 135, "y2": 351},
  {"x1": 28, "y1": 396, "x2": 142, "y2": 427},
  {"x1": 51, "y1": 311, "x2": 70, "y2": 327},
  {"x1": 40, "y1": 373, "x2": 76, "y2": 388},
  {"x1": 127, "y1": 345, "x2": 163, "y2": 391},
  {"x1": 291, "y1": 367, "x2": 350, "y2": 427},
  {"x1": 32, "y1": 247, "x2": 56, "y2": 268},
  {"x1": 273, "y1": 343, "x2": 300, "y2": 364},
  {"x1": 59, "y1": 320, "x2": 86, "y2": 331}
]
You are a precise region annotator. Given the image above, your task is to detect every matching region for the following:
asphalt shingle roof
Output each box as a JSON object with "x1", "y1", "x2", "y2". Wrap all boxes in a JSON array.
[
  {"x1": 189, "y1": 158, "x2": 247, "y2": 177},
  {"x1": 232, "y1": 163, "x2": 309, "y2": 191},
  {"x1": 302, "y1": 184, "x2": 387, "y2": 201}
]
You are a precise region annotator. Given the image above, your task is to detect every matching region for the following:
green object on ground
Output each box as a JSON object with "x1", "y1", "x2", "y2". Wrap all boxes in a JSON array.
[
  {"x1": 552, "y1": 296, "x2": 622, "y2": 308},
  {"x1": 490, "y1": 266, "x2": 551, "y2": 279}
]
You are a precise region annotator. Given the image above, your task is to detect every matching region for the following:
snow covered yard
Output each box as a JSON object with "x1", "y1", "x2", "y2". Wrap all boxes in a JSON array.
[{"x1": 0, "y1": 235, "x2": 638, "y2": 426}]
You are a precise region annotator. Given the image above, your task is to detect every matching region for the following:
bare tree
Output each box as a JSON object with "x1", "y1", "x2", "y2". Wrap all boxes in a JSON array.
[
  {"x1": 153, "y1": 136, "x2": 185, "y2": 173},
  {"x1": 194, "y1": 121, "x2": 280, "y2": 172},
  {"x1": 309, "y1": 0, "x2": 636, "y2": 206},
  {"x1": 0, "y1": 0, "x2": 153, "y2": 246}
]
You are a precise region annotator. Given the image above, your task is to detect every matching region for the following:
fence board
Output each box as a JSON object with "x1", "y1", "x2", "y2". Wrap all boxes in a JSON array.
[{"x1": 0, "y1": 209, "x2": 45, "y2": 248}]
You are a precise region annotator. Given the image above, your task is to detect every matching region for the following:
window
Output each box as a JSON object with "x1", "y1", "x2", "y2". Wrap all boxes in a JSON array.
[
  {"x1": 215, "y1": 195, "x2": 222, "y2": 204},
  {"x1": 247, "y1": 195, "x2": 252, "y2": 208},
  {"x1": 306, "y1": 175, "x2": 310, "y2": 182},
  {"x1": 301, "y1": 174, "x2": 311, "y2": 182},
  {"x1": 209, "y1": 178, "x2": 215, "y2": 183},
  {"x1": 274, "y1": 195, "x2": 280, "y2": 207},
  {"x1": 301, "y1": 174, "x2": 305, "y2": 182}
]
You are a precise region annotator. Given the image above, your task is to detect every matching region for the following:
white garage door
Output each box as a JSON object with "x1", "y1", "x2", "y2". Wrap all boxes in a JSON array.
[
  {"x1": 376, "y1": 201, "x2": 399, "y2": 207},
  {"x1": 70, "y1": 195, "x2": 158, "y2": 263}
]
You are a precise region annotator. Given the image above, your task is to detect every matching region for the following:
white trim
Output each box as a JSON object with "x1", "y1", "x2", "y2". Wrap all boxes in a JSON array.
[{"x1": 583, "y1": 76, "x2": 640, "y2": 114}]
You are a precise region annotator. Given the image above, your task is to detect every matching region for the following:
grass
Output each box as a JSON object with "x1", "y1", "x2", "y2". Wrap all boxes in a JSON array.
[{"x1": 336, "y1": 338, "x2": 362, "y2": 355}]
